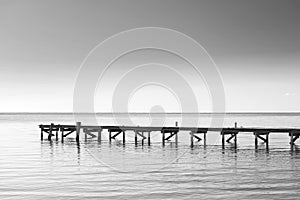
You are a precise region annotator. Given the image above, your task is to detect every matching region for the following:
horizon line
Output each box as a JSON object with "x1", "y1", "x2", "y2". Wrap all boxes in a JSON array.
[{"x1": 1, "y1": 111, "x2": 300, "y2": 115}]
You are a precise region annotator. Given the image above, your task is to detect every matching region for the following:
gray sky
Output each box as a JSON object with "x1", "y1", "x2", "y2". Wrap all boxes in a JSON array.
[{"x1": 0, "y1": 0, "x2": 300, "y2": 112}]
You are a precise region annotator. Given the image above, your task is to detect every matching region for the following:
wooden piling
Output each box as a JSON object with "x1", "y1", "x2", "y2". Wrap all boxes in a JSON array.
[
  {"x1": 123, "y1": 131, "x2": 125, "y2": 145},
  {"x1": 61, "y1": 128, "x2": 64, "y2": 143},
  {"x1": 109, "y1": 130, "x2": 112, "y2": 143},
  {"x1": 48, "y1": 123, "x2": 54, "y2": 141},
  {"x1": 40, "y1": 127, "x2": 43, "y2": 140},
  {"x1": 98, "y1": 129, "x2": 102, "y2": 143},
  {"x1": 148, "y1": 131, "x2": 151, "y2": 146},
  {"x1": 221, "y1": 131, "x2": 225, "y2": 149},
  {"x1": 190, "y1": 131, "x2": 194, "y2": 148},
  {"x1": 266, "y1": 133, "x2": 269, "y2": 149},
  {"x1": 254, "y1": 132, "x2": 258, "y2": 148},
  {"x1": 76, "y1": 122, "x2": 81, "y2": 143},
  {"x1": 56, "y1": 124, "x2": 59, "y2": 141},
  {"x1": 290, "y1": 131, "x2": 294, "y2": 148},
  {"x1": 254, "y1": 132, "x2": 269, "y2": 149},
  {"x1": 204, "y1": 132, "x2": 207, "y2": 146},
  {"x1": 84, "y1": 128, "x2": 87, "y2": 142},
  {"x1": 175, "y1": 122, "x2": 178, "y2": 146},
  {"x1": 162, "y1": 131, "x2": 165, "y2": 146},
  {"x1": 234, "y1": 134, "x2": 237, "y2": 147},
  {"x1": 290, "y1": 133, "x2": 300, "y2": 149},
  {"x1": 141, "y1": 132, "x2": 144, "y2": 146},
  {"x1": 135, "y1": 130, "x2": 138, "y2": 146}
]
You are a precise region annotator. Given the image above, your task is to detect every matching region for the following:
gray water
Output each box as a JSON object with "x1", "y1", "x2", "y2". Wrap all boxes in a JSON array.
[{"x1": 0, "y1": 113, "x2": 300, "y2": 199}]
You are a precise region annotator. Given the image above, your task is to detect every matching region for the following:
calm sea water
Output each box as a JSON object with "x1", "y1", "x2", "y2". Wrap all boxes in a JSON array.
[{"x1": 0, "y1": 113, "x2": 300, "y2": 199}]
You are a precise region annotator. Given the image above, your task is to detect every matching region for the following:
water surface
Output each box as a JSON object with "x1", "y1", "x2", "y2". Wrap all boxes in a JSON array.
[{"x1": 0, "y1": 113, "x2": 299, "y2": 199}]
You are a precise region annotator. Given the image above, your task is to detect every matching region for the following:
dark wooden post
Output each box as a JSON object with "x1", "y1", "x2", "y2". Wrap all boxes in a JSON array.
[
  {"x1": 98, "y1": 128, "x2": 102, "y2": 143},
  {"x1": 76, "y1": 122, "x2": 81, "y2": 143},
  {"x1": 162, "y1": 130, "x2": 165, "y2": 146},
  {"x1": 56, "y1": 124, "x2": 59, "y2": 141},
  {"x1": 141, "y1": 132, "x2": 144, "y2": 146},
  {"x1": 175, "y1": 131, "x2": 178, "y2": 146},
  {"x1": 55, "y1": 130, "x2": 58, "y2": 141},
  {"x1": 109, "y1": 130, "x2": 112, "y2": 143},
  {"x1": 234, "y1": 134, "x2": 237, "y2": 148},
  {"x1": 204, "y1": 132, "x2": 207, "y2": 146},
  {"x1": 61, "y1": 128, "x2": 64, "y2": 143},
  {"x1": 221, "y1": 131, "x2": 225, "y2": 149},
  {"x1": 254, "y1": 132, "x2": 258, "y2": 148},
  {"x1": 148, "y1": 131, "x2": 151, "y2": 146},
  {"x1": 290, "y1": 131, "x2": 294, "y2": 149},
  {"x1": 190, "y1": 131, "x2": 194, "y2": 148},
  {"x1": 135, "y1": 130, "x2": 138, "y2": 146},
  {"x1": 123, "y1": 131, "x2": 125, "y2": 145},
  {"x1": 40, "y1": 127, "x2": 43, "y2": 141},
  {"x1": 84, "y1": 128, "x2": 87, "y2": 142},
  {"x1": 55, "y1": 126, "x2": 58, "y2": 141},
  {"x1": 48, "y1": 123, "x2": 54, "y2": 141},
  {"x1": 266, "y1": 133, "x2": 269, "y2": 149},
  {"x1": 175, "y1": 122, "x2": 178, "y2": 146}
]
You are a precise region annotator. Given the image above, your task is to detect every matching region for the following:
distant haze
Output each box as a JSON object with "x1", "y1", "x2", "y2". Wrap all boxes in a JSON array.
[{"x1": 0, "y1": 0, "x2": 300, "y2": 112}]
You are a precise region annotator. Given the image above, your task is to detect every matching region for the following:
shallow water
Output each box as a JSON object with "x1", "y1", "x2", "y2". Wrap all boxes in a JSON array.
[{"x1": 0, "y1": 113, "x2": 299, "y2": 199}]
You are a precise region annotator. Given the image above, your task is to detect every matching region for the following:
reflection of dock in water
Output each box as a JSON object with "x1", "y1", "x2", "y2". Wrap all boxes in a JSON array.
[{"x1": 39, "y1": 122, "x2": 300, "y2": 149}]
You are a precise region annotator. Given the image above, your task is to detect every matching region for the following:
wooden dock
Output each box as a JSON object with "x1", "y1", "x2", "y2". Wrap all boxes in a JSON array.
[{"x1": 39, "y1": 122, "x2": 300, "y2": 149}]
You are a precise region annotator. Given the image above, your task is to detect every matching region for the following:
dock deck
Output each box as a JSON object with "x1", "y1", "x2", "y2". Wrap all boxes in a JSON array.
[{"x1": 39, "y1": 122, "x2": 300, "y2": 149}]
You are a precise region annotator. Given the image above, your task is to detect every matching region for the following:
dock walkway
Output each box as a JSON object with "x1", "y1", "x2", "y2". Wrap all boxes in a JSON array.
[{"x1": 39, "y1": 122, "x2": 300, "y2": 149}]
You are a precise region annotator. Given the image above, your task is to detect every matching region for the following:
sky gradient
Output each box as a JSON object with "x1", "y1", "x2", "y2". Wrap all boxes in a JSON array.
[{"x1": 1, "y1": 0, "x2": 300, "y2": 112}]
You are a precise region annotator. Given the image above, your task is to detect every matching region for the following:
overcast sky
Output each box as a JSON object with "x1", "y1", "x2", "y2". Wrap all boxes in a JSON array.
[{"x1": 0, "y1": 0, "x2": 300, "y2": 112}]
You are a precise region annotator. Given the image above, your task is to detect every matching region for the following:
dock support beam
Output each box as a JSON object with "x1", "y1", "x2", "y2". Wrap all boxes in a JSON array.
[
  {"x1": 40, "y1": 127, "x2": 43, "y2": 141},
  {"x1": 161, "y1": 128, "x2": 179, "y2": 147},
  {"x1": 133, "y1": 130, "x2": 147, "y2": 146},
  {"x1": 175, "y1": 131, "x2": 178, "y2": 146},
  {"x1": 48, "y1": 123, "x2": 54, "y2": 141},
  {"x1": 175, "y1": 122, "x2": 178, "y2": 147},
  {"x1": 148, "y1": 132, "x2": 151, "y2": 146},
  {"x1": 98, "y1": 129, "x2": 102, "y2": 143},
  {"x1": 254, "y1": 131, "x2": 269, "y2": 149},
  {"x1": 221, "y1": 131, "x2": 225, "y2": 149},
  {"x1": 226, "y1": 134, "x2": 237, "y2": 145},
  {"x1": 162, "y1": 131, "x2": 165, "y2": 146},
  {"x1": 221, "y1": 130, "x2": 238, "y2": 149},
  {"x1": 190, "y1": 131, "x2": 194, "y2": 148},
  {"x1": 234, "y1": 133, "x2": 237, "y2": 147},
  {"x1": 255, "y1": 132, "x2": 258, "y2": 148},
  {"x1": 61, "y1": 129, "x2": 64, "y2": 143},
  {"x1": 76, "y1": 122, "x2": 81, "y2": 143},
  {"x1": 289, "y1": 131, "x2": 300, "y2": 149},
  {"x1": 190, "y1": 130, "x2": 207, "y2": 148},
  {"x1": 135, "y1": 130, "x2": 138, "y2": 146},
  {"x1": 82, "y1": 127, "x2": 98, "y2": 142},
  {"x1": 109, "y1": 130, "x2": 112, "y2": 143},
  {"x1": 56, "y1": 124, "x2": 59, "y2": 141},
  {"x1": 60, "y1": 127, "x2": 75, "y2": 143},
  {"x1": 84, "y1": 128, "x2": 87, "y2": 142},
  {"x1": 108, "y1": 129, "x2": 123, "y2": 144},
  {"x1": 123, "y1": 131, "x2": 125, "y2": 145},
  {"x1": 290, "y1": 131, "x2": 293, "y2": 149}
]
